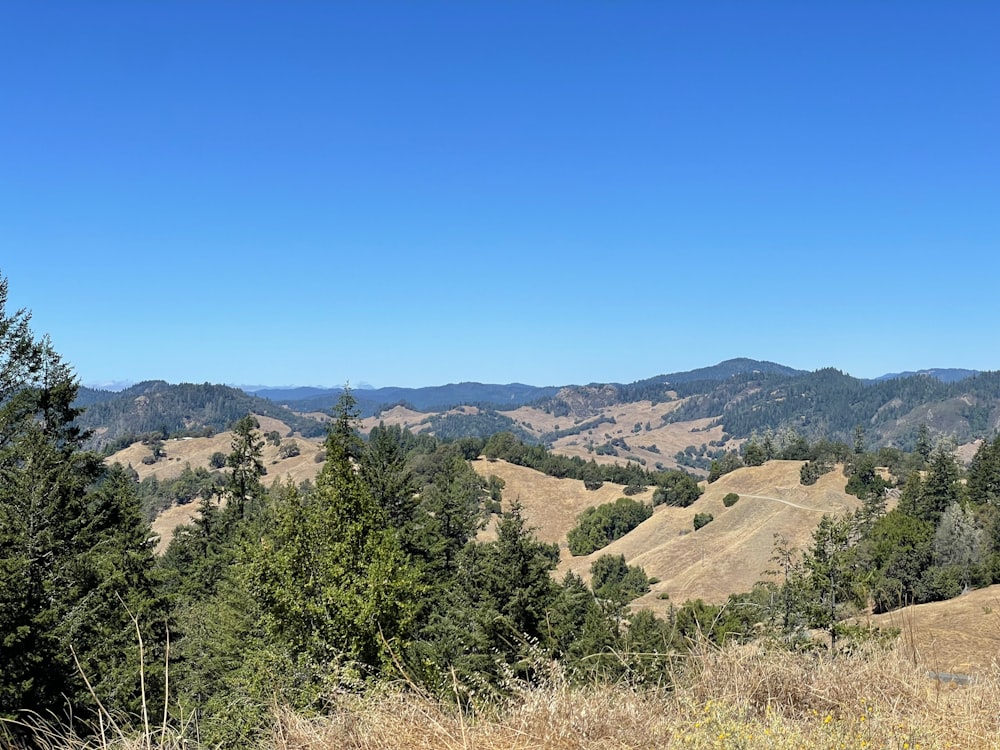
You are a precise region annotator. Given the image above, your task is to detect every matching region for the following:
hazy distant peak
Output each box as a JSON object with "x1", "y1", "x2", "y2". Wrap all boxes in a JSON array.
[{"x1": 874, "y1": 368, "x2": 979, "y2": 384}]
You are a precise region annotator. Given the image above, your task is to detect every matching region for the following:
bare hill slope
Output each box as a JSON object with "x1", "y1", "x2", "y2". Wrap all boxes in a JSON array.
[
  {"x1": 868, "y1": 584, "x2": 1000, "y2": 676},
  {"x1": 471, "y1": 458, "x2": 655, "y2": 548},
  {"x1": 475, "y1": 459, "x2": 861, "y2": 612}
]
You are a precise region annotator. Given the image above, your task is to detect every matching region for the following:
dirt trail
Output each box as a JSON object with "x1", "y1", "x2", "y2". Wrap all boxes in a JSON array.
[{"x1": 739, "y1": 493, "x2": 833, "y2": 512}]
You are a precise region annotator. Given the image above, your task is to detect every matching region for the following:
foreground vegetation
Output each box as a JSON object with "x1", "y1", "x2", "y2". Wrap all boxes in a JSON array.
[{"x1": 11, "y1": 641, "x2": 1000, "y2": 749}]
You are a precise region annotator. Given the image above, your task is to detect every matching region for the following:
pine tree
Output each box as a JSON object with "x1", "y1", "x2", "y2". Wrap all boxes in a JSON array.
[
  {"x1": 248, "y1": 391, "x2": 418, "y2": 675},
  {"x1": 0, "y1": 275, "x2": 167, "y2": 723}
]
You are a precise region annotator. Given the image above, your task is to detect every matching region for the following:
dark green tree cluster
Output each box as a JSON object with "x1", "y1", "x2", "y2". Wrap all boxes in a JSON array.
[
  {"x1": 651, "y1": 471, "x2": 703, "y2": 507},
  {"x1": 0, "y1": 277, "x2": 169, "y2": 734},
  {"x1": 567, "y1": 498, "x2": 653, "y2": 555}
]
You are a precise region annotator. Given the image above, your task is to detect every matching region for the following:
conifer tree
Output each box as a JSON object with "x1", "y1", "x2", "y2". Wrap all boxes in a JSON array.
[
  {"x1": 0, "y1": 275, "x2": 166, "y2": 722},
  {"x1": 248, "y1": 391, "x2": 418, "y2": 675}
]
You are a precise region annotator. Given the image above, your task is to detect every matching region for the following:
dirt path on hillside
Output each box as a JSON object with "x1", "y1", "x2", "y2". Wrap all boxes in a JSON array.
[{"x1": 739, "y1": 494, "x2": 832, "y2": 512}]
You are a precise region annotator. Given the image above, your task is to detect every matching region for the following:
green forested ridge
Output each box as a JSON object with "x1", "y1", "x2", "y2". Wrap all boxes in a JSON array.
[
  {"x1": 660, "y1": 367, "x2": 999, "y2": 445},
  {"x1": 75, "y1": 380, "x2": 328, "y2": 451},
  {"x1": 257, "y1": 382, "x2": 561, "y2": 417},
  {"x1": 77, "y1": 358, "x2": 999, "y2": 460}
]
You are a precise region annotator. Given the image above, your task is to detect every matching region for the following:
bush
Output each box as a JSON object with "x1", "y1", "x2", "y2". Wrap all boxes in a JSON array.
[
  {"x1": 722, "y1": 492, "x2": 739, "y2": 507},
  {"x1": 693, "y1": 512, "x2": 714, "y2": 531},
  {"x1": 209, "y1": 451, "x2": 227, "y2": 469},
  {"x1": 652, "y1": 472, "x2": 703, "y2": 507},
  {"x1": 583, "y1": 480, "x2": 604, "y2": 491},
  {"x1": 278, "y1": 441, "x2": 301, "y2": 459},
  {"x1": 590, "y1": 554, "x2": 650, "y2": 603}
]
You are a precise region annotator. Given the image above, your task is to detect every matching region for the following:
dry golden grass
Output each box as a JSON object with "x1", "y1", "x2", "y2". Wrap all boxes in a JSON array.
[
  {"x1": 360, "y1": 405, "x2": 433, "y2": 433},
  {"x1": 867, "y1": 585, "x2": 1000, "y2": 676},
  {"x1": 260, "y1": 640, "x2": 1000, "y2": 749},
  {"x1": 474, "y1": 459, "x2": 860, "y2": 610},
  {"x1": 15, "y1": 626, "x2": 1000, "y2": 749},
  {"x1": 248, "y1": 644, "x2": 1000, "y2": 748},
  {"x1": 499, "y1": 399, "x2": 728, "y2": 474},
  {"x1": 471, "y1": 459, "x2": 655, "y2": 549}
]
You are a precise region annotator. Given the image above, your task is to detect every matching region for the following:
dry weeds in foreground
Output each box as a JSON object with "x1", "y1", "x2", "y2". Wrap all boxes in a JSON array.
[
  {"x1": 12, "y1": 642, "x2": 1000, "y2": 749},
  {"x1": 269, "y1": 644, "x2": 1000, "y2": 750}
]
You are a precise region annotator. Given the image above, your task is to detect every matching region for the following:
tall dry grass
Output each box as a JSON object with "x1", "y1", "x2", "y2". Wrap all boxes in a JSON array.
[{"x1": 9, "y1": 641, "x2": 1000, "y2": 749}]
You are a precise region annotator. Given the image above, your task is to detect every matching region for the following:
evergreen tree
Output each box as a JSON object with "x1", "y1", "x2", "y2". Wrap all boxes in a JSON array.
[
  {"x1": 0, "y1": 276, "x2": 167, "y2": 724},
  {"x1": 248, "y1": 393, "x2": 418, "y2": 675},
  {"x1": 802, "y1": 515, "x2": 857, "y2": 654},
  {"x1": 361, "y1": 422, "x2": 417, "y2": 528},
  {"x1": 919, "y1": 444, "x2": 965, "y2": 524},
  {"x1": 225, "y1": 414, "x2": 266, "y2": 522},
  {"x1": 967, "y1": 434, "x2": 1000, "y2": 506}
]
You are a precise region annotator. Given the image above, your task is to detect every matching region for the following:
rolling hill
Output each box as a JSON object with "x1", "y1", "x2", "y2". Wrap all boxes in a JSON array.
[
  {"x1": 472, "y1": 458, "x2": 861, "y2": 612},
  {"x1": 77, "y1": 360, "x2": 1000, "y2": 473}
]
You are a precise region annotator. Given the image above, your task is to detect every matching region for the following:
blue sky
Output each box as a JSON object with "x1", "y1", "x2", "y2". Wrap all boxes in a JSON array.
[{"x1": 2, "y1": 2, "x2": 997, "y2": 389}]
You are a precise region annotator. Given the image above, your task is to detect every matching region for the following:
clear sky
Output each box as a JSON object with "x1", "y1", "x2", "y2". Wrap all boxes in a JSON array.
[{"x1": 2, "y1": 2, "x2": 997, "y2": 389}]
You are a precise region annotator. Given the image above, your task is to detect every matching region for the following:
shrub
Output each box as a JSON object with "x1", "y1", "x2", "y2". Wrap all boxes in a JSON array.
[
  {"x1": 652, "y1": 472, "x2": 703, "y2": 507},
  {"x1": 590, "y1": 554, "x2": 650, "y2": 603},
  {"x1": 209, "y1": 451, "x2": 227, "y2": 469},
  {"x1": 722, "y1": 492, "x2": 739, "y2": 507},
  {"x1": 693, "y1": 512, "x2": 714, "y2": 531},
  {"x1": 278, "y1": 441, "x2": 301, "y2": 459}
]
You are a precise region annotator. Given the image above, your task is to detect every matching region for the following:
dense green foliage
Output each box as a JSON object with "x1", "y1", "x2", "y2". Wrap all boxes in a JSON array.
[
  {"x1": 664, "y1": 366, "x2": 1000, "y2": 446},
  {"x1": 566, "y1": 497, "x2": 653, "y2": 555},
  {"x1": 651, "y1": 471, "x2": 704, "y2": 507},
  {"x1": 76, "y1": 380, "x2": 327, "y2": 451},
  {"x1": 693, "y1": 512, "x2": 714, "y2": 531},
  {"x1": 0, "y1": 278, "x2": 169, "y2": 734}
]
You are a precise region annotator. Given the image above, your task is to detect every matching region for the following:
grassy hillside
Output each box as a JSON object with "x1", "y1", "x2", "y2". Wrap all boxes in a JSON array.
[
  {"x1": 473, "y1": 459, "x2": 861, "y2": 609},
  {"x1": 107, "y1": 415, "x2": 326, "y2": 551},
  {"x1": 868, "y1": 583, "x2": 1000, "y2": 676}
]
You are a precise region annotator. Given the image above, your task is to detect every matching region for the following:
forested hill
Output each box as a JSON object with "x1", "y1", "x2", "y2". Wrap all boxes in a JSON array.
[
  {"x1": 73, "y1": 360, "x2": 998, "y2": 455},
  {"x1": 253, "y1": 382, "x2": 561, "y2": 415},
  {"x1": 75, "y1": 381, "x2": 327, "y2": 451},
  {"x1": 659, "y1": 367, "x2": 999, "y2": 446}
]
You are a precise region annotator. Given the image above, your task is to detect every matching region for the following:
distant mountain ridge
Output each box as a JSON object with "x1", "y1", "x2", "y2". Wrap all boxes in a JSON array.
[
  {"x1": 252, "y1": 382, "x2": 562, "y2": 415},
  {"x1": 74, "y1": 359, "x2": 998, "y2": 456},
  {"x1": 873, "y1": 368, "x2": 979, "y2": 383}
]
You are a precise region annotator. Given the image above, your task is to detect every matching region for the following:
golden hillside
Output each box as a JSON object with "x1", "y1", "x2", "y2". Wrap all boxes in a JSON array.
[
  {"x1": 474, "y1": 459, "x2": 861, "y2": 612},
  {"x1": 106, "y1": 416, "x2": 326, "y2": 551},
  {"x1": 868, "y1": 584, "x2": 1000, "y2": 676}
]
